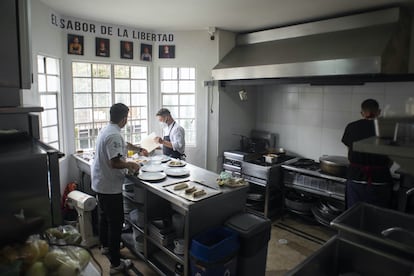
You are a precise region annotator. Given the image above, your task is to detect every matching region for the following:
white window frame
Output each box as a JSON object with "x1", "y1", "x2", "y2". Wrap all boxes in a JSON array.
[
  {"x1": 37, "y1": 55, "x2": 62, "y2": 150},
  {"x1": 72, "y1": 62, "x2": 149, "y2": 151},
  {"x1": 160, "y1": 66, "x2": 197, "y2": 147}
]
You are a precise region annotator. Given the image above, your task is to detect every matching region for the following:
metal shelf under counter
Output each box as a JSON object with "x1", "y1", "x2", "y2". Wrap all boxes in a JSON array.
[{"x1": 353, "y1": 137, "x2": 414, "y2": 174}]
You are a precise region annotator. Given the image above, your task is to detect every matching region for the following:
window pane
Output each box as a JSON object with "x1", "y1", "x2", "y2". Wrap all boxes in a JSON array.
[
  {"x1": 115, "y1": 79, "x2": 130, "y2": 92},
  {"x1": 161, "y1": 80, "x2": 178, "y2": 93},
  {"x1": 131, "y1": 80, "x2": 147, "y2": 92},
  {"x1": 93, "y1": 94, "x2": 111, "y2": 107},
  {"x1": 74, "y1": 94, "x2": 92, "y2": 108},
  {"x1": 180, "y1": 67, "x2": 195, "y2": 80},
  {"x1": 130, "y1": 107, "x2": 147, "y2": 119},
  {"x1": 41, "y1": 109, "x2": 58, "y2": 126},
  {"x1": 73, "y1": 78, "x2": 91, "y2": 93},
  {"x1": 161, "y1": 67, "x2": 177, "y2": 79},
  {"x1": 47, "y1": 75, "x2": 60, "y2": 92},
  {"x1": 163, "y1": 95, "x2": 178, "y2": 105},
  {"x1": 37, "y1": 56, "x2": 45, "y2": 74},
  {"x1": 93, "y1": 108, "x2": 110, "y2": 122},
  {"x1": 180, "y1": 106, "x2": 195, "y2": 118},
  {"x1": 131, "y1": 67, "x2": 147, "y2": 79},
  {"x1": 115, "y1": 93, "x2": 130, "y2": 106},
  {"x1": 74, "y1": 109, "x2": 93, "y2": 123},
  {"x1": 180, "y1": 95, "x2": 194, "y2": 105},
  {"x1": 40, "y1": 95, "x2": 57, "y2": 109},
  {"x1": 38, "y1": 75, "x2": 46, "y2": 92},
  {"x1": 179, "y1": 80, "x2": 195, "y2": 93},
  {"x1": 46, "y1": 57, "x2": 59, "y2": 75},
  {"x1": 73, "y1": 62, "x2": 91, "y2": 77},
  {"x1": 131, "y1": 94, "x2": 147, "y2": 106},
  {"x1": 114, "y1": 65, "x2": 129, "y2": 78},
  {"x1": 93, "y1": 79, "x2": 111, "y2": 92},
  {"x1": 92, "y1": 64, "x2": 110, "y2": 78},
  {"x1": 42, "y1": 126, "x2": 58, "y2": 142}
]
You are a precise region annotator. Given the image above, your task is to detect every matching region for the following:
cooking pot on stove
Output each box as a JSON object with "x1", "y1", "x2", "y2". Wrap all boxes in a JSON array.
[{"x1": 319, "y1": 155, "x2": 349, "y2": 177}]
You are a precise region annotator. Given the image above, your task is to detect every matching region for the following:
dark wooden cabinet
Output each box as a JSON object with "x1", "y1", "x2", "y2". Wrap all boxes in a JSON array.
[{"x1": 0, "y1": 0, "x2": 32, "y2": 106}]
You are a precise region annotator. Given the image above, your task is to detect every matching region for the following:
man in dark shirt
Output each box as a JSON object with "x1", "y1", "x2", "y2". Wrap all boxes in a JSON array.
[{"x1": 342, "y1": 99, "x2": 393, "y2": 209}]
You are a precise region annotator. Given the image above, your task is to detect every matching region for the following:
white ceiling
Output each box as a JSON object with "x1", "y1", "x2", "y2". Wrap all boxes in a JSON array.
[{"x1": 40, "y1": 0, "x2": 414, "y2": 33}]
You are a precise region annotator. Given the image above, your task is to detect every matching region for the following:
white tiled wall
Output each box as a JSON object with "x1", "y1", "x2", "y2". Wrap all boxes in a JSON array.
[{"x1": 256, "y1": 82, "x2": 414, "y2": 160}]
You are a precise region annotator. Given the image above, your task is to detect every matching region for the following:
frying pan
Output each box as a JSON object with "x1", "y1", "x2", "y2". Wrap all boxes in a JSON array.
[{"x1": 319, "y1": 155, "x2": 349, "y2": 177}]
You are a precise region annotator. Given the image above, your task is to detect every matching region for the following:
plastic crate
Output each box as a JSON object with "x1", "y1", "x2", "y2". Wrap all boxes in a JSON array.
[{"x1": 190, "y1": 227, "x2": 239, "y2": 276}]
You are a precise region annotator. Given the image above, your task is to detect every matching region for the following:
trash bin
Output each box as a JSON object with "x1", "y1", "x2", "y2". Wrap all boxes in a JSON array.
[
  {"x1": 225, "y1": 212, "x2": 271, "y2": 276},
  {"x1": 190, "y1": 226, "x2": 239, "y2": 276}
]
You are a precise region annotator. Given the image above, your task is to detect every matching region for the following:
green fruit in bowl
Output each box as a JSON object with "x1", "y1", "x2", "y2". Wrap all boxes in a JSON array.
[{"x1": 25, "y1": 261, "x2": 47, "y2": 276}]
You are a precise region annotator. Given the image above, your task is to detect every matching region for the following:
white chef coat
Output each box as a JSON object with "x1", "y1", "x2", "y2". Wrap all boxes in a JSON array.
[
  {"x1": 162, "y1": 121, "x2": 185, "y2": 154},
  {"x1": 91, "y1": 123, "x2": 127, "y2": 194}
]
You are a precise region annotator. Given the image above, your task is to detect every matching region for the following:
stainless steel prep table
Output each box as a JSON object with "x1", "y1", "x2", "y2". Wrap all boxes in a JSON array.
[
  {"x1": 126, "y1": 163, "x2": 248, "y2": 275},
  {"x1": 72, "y1": 154, "x2": 248, "y2": 275}
]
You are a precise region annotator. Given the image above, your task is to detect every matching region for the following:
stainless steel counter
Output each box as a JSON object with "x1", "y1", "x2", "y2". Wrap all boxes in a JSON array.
[
  {"x1": 353, "y1": 137, "x2": 414, "y2": 174},
  {"x1": 281, "y1": 164, "x2": 347, "y2": 183}
]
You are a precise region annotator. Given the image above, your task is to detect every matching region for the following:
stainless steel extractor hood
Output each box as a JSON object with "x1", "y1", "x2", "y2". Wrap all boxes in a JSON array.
[{"x1": 212, "y1": 7, "x2": 411, "y2": 82}]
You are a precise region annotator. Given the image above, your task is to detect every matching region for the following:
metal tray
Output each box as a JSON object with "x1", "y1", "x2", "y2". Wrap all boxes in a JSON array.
[{"x1": 163, "y1": 180, "x2": 222, "y2": 201}]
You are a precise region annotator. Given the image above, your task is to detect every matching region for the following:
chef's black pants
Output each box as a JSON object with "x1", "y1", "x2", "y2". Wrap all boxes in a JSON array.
[
  {"x1": 97, "y1": 193, "x2": 124, "y2": 267},
  {"x1": 346, "y1": 179, "x2": 392, "y2": 209}
]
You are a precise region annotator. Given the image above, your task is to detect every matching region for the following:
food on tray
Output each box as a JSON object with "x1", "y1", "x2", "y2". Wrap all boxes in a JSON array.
[
  {"x1": 185, "y1": 186, "x2": 197, "y2": 194},
  {"x1": 173, "y1": 182, "x2": 189, "y2": 190},
  {"x1": 193, "y1": 189, "x2": 206, "y2": 198}
]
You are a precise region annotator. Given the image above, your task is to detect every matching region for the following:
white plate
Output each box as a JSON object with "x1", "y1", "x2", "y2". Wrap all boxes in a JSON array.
[
  {"x1": 165, "y1": 168, "x2": 190, "y2": 177},
  {"x1": 151, "y1": 155, "x2": 171, "y2": 163},
  {"x1": 138, "y1": 172, "x2": 167, "y2": 181},
  {"x1": 167, "y1": 160, "x2": 187, "y2": 167},
  {"x1": 141, "y1": 164, "x2": 165, "y2": 172}
]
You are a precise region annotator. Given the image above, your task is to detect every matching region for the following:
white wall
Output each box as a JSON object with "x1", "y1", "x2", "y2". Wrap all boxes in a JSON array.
[
  {"x1": 255, "y1": 82, "x2": 414, "y2": 160},
  {"x1": 28, "y1": 0, "x2": 220, "y2": 190}
]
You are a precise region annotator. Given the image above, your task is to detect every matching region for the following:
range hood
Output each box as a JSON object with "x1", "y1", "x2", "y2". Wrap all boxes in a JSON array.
[{"x1": 212, "y1": 7, "x2": 412, "y2": 82}]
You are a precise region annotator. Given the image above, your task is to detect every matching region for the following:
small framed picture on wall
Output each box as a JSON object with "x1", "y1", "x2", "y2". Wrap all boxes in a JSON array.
[
  {"x1": 159, "y1": 45, "x2": 175, "y2": 59},
  {"x1": 121, "y1": 41, "x2": 133, "y2": 59},
  {"x1": 68, "y1": 34, "x2": 84, "y2": 55},
  {"x1": 140, "y1": 44, "x2": 152, "y2": 61},
  {"x1": 96, "y1": 37, "x2": 110, "y2": 57}
]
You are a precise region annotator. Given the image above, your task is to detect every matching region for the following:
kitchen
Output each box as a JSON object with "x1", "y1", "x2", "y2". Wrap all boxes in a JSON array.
[{"x1": 1, "y1": 0, "x2": 414, "y2": 275}]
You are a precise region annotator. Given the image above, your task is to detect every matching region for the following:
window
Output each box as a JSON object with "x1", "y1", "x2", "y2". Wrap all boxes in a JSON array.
[
  {"x1": 160, "y1": 67, "x2": 196, "y2": 146},
  {"x1": 72, "y1": 62, "x2": 148, "y2": 150},
  {"x1": 37, "y1": 55, "x2": 61, "y2": 150}
]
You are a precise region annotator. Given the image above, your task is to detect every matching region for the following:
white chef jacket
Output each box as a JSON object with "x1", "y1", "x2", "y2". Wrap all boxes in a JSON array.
[
  {"x1": 162, "y1": 121, "x2": 185, "y2": 154},
  {"x1": 91, "y1": 123, "x2": 127, "y2": 194}
]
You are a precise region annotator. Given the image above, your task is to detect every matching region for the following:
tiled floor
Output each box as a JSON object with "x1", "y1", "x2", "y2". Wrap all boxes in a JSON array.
[{"x1": 91, "y1": 214, "x2": 335, "y2": 275}]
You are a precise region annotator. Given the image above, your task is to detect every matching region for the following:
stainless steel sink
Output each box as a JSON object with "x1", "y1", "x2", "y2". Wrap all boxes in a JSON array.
[
  {"x1": 286, "y1": 237, "x2": 414, "y2": 276},
  {"x1": 331, "y1": 203, "x2": 414, "y2": 260}
]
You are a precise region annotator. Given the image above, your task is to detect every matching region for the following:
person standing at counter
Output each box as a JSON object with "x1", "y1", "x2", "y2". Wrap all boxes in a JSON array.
[
  {"x1": 91, "y1": 103, "x2": 148, "y2": 274},
  {"x1": 154, "y1": 108, "x2": 186, "y2": 159},
  {"x1": 341, "y1": 99, "x2": 393, "y2": 209}
]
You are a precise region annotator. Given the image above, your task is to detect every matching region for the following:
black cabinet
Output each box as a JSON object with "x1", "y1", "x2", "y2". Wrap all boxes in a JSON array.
[{"x1": 0, "y1": 0, "x2": 32, "y2": 106}]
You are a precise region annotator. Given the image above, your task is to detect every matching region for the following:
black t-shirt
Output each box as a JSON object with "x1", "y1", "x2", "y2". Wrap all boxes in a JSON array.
[{"x1": 342, "y1": 119, "x2": 391, "y2": 182}]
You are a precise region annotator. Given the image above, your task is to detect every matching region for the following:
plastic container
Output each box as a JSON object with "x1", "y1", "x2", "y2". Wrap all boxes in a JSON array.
[
  {"x1": 225, "y1": 212, "x2": 271, "y2": 276},
  {"x1": 190, "y1": 227, "x2": 239, "y2": 276}
]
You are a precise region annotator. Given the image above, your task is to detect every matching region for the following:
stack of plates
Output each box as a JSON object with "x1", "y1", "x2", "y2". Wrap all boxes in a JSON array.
[
  {"x1": 148, "y1": 219, "x2": 176, "y2": 246},
  {"x1": 165, "y1": 167, "x2": 190, "y2": 177},
  {"x1": 138, "y1": 172, "x2": 167, "y2": 182}
]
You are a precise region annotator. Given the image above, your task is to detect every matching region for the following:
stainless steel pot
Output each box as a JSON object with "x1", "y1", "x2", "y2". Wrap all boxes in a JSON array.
[{"x1": 319, "y1": 155, "x2": 349, "y2": 177}]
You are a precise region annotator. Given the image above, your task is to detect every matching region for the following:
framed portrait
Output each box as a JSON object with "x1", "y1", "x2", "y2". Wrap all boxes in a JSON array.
[
  {"x1": 140, "y1": 44, "x2": 152, "y2": 62},
  {"x1": 67, "y1": 34, "x2": 84, "y2": 55},
  {"x1": 121, "y1": 41, "x2": 133, "y2": 59},
  {"x1": 159, "y1": 45, "x2": 175, "y2": 59},
  {"x1": 96, "y1": 37, "x2": 110, "y2": 57}
]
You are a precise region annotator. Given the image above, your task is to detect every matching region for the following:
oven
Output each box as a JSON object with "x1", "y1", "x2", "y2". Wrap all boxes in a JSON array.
[
  {"x1": 223, "y1": 150, "x2": 296, "y2": 218},
  {"x1": 282, "y1": 158, "x2": 346, "y2": 226}
]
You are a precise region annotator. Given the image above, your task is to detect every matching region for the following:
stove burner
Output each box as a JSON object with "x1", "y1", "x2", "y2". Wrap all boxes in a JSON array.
[{"x1": 291, "y1": 158, "x2": 320, "y2": 171}]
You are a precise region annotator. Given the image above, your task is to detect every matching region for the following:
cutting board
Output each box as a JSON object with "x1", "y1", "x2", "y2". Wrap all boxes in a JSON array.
[{"x1": 140, "y1": 132, "x2": 159, "y2": 153}]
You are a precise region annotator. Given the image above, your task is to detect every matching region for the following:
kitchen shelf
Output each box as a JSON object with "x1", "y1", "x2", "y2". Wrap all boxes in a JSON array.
[
  {"x1": 125, "y1": 217, "x2": 144, "y2": 234},
  {"x1": 353, "y1": 137, "x2": 414, "y2": 174},
  {"x1": 147, "y1": 235, "x2": 184, "y2": 264},
  {"x1": 284, "y1": 183, "x2": 345, "y2": 201},
  {"x1": 121, "y1": 233, "x2": 146, "y2": 261}
]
